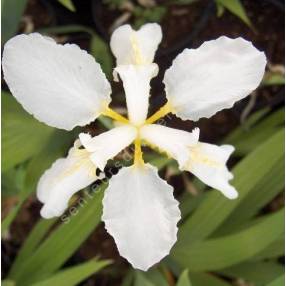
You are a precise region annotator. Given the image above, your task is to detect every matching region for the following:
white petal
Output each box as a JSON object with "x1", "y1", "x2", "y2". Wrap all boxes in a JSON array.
[
  {"x1": 164, "y1": 36, "x2": 267, "y2": 121},
  {"x1": 37, "y1": 143, "x2": 99, "y2": 218},
  {"x1": 110, "y1": 23, "x2": 162, "y2": 66},
  {"x1": 2, "y1": 33, "x2": 111, "y2": 130},
  {"x1": 102, "y1": 164, "x2": 181, "y2": 271},
  {"x1": 140, "y1": 124, "x2": 237, "y2": 199},
  {"x1": 79, "y1": 125, "x2": 137, "y2": 171},
  {"x1": 185, "y1": 143, "x2": 238, "y2": 199},
  {"x1": 140, "y1": 124, "x2": 199, "y2": 167},
  {"x1": 115, "y1": 64, "x2": 158, "y2": 125}
]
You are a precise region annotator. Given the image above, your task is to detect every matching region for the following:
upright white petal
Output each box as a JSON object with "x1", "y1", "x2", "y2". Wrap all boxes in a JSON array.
[
  {"x1": 184, "y1": 143, "x2": 238, "y2": 199},
  {"x1": 37, "y1": 142, "x2": 99, "y2": 218},
  {"x1": 79, "y1": 125, "x2": 137, "y2": 171},
  {"x1": 115, "y1": 64, "x2": 158, "y2": 125},
  {"x1": 140, "y1": 124, "x2": 237, "y2": 199},
  {"x1": 110, "y1": 23, "x2": 162, "y2": 66},
  {"x1": 2, "y1": 33, "x2": 111, "y2": 130},
  {"x1": 164, "y1": 37, "x2": 267, "y2": 121},
  {"x1": 102, "y1": 164, "x2": 181, "y2": 271},
  {"x1": 140, "y1": 124, "x2": 199, "y2": 168}
]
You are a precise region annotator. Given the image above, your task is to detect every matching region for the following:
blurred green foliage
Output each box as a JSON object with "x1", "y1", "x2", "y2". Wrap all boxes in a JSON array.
[
  {"x1": 215, "y1": 0, "x2": 253, "y2": 28},
  {"x1": 1, "y1": 0, "x2": 28, "y2": 45},
  {"x1": 57, "y1": 0, "x2": 76, "y2": 12}
]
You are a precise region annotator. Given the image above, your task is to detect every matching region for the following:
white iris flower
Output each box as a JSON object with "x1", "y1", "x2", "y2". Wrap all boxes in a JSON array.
[{"x1": 2, "y1": 23, "x2": 266, "y2": 271}]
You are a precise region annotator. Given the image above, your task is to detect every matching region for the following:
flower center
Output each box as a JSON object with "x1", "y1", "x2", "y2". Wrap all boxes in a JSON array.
[{"x1": 101, "y1": 102, "x2": 174, "y2": 166}]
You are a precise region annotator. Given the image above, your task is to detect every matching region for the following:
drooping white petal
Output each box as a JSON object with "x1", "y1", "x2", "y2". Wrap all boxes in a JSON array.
[
  {"x1": 79, "y1": 125, "x2": 137, "y2": 171},
  {"x1": 140, "y1": 124, "x2": 200, "y2": 167},
  {"x1": 140, "y1": 124, "x2": 237, "y2": 199},
  {"x1": 102, "y1": 164, "x2": 181, "y2": 271},
  {"x1": 2, "y1": 33, "x2": 111, "y2": 130},
  {"x1": 184, "y1": 143, "x2": 238, "y2": 199},
  {"x1": 115, "y1": 64, "x2": 158, "y2": 125},
  {"x1": 37, "y1": 142, "x2": 99, "y2": 218},
  {"x1": 164, "y1": 36, "x2": 267, "y2": 121},
  {"x1": 110, "y1": 23, "x2": 162, "y2": 66}
]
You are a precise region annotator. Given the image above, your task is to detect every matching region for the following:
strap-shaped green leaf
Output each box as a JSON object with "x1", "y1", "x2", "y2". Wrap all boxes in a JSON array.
[
  {"x1": 8, "y1": 186, "x2": 105, "y2": 285},
  {"x1": 189, "y1": 272, "x2": 230, "y2": 286},
  {"x1": 226, "y1": 108, "x2": 284, "y2": 155},
  {"x1": 215, "y1": 0, "x2": 253, "y2": 28},
  {"x1": 266, "y1": 275, "x2": 285, "y2": 286},
  {"x1": 2, "y1": 92, "x2": 54, "y2": 171},
  {"x1": 134, "y1": 271, "x2": 156, "y2": 286},
  {"x1": 173, "y1": 208, "x2": 284, "y2": 271},
  {"x1": 213, "y1": 157, "x2": 284, "y2": 236},
  {"x1": 219, "y1": 261, "x2": 284, "y2": 285},
  {"x1": 176, "y1": 270, "x2": 192, "y2": 286},
  {"x1": 30, "y1": 258, "x2": 111, "y2": 286},
  {"x1": 9, "y1": 218, "x2": 56, "y2": 273},
  {"x1": 57, "y1": 0, "x2": 75, "y2": 12},
  {"x1": 1, "y1": 0, "x2": 27, "y2": 45},
  {"x1": 253, "y1": 237, "x2": 284, "y2": 261}
]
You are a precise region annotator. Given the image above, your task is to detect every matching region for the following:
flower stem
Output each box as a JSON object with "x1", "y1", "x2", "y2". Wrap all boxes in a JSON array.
[
  {"x1": 102, "y1": 107, "x2": 129, "y2": 124},
  {"x1": 145, "y1": 102, "x2": 173, "y2": 124}
]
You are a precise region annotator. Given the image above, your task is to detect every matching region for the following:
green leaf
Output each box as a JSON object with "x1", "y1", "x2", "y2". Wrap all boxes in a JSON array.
[
  {"x1": 1, "y1": 0, "x2": 28, "y2": 45},
  {"x1": 215, "y1": 0, "x2": 253, "y2": 28},
  {"x1": 173, "y1": 209, "x2": 284, "y2": 271},
  {"x1": 171, "y1": 0, "x2": 198, "y2": 5},
  {"x1": 213, "y1": 156, "x2": 284, "y2": 236},
  {"x1": 57, "y1": 0, "x2": 76, "y2": 12},
  {"x1": 176, "y1": 129, "x2": 284, "y2": 246},
  {"x1": 219, "y1": 261, "x2": 284, "y2": 286},
  {"x1": 121, "y1": 270, "x2": 134, "y2": 286},
  {"x1": 266, "y1": 275, "x2": 285, "y2": 286},
  {"x1": 8, "y1": 186, "x2": 106, "y2": 285},
  {"x1": 225, "y1": 108, "x2": 270, "y2": 143},
  {"x1": 2, "y1": 202, "x2": 23, "y2": 234},
  {"x1": 225, "y1": 109, "x2": 284, "y2": 156},
  {"x1": 134, "y1": 271, "x2": 155, "y2": 286},
  {"x1": 190, "y1": 272, "x2": 231, "y2": 286},
  {"x1": 2, "y1": 92, "x2": 54, "y2": 171},
  {"x1": 253, "y1": 238, "x2": 284, "y2": 260},
  {"x1": 144, "y1": 269, "x2": 169, "y2": 286},
  {"x1": 1, "y1": 280, "x2": 15, "y2": 286},
  {"x1": 177, "y1": 270, "x2": 192, "y2": 286},
  {"x1": 263, "y1": 71, "x2": 285, "y2": 86},
  {"x1": 133, "y1": 6, "x2": 167, "y2": 29},
  {"x1": 90, "y1": 34, "x2": 113, "y2": 78},
  {"x1": 2, "y1": 166, "x2": 26, "y2": 197},
  {"x1": 216, "y1": 2, "x2": 225, "y2": 17},
  {"x1": 30, "y1": 258, "x2": 111, "y2": 286},
  {"x1": 38, "y1": 25, "x2": 94, "y2": 35},
  {"x1": 179, "y1": 192, "x2": 206, "y2": 220},
  {"x1": 9, "y1": 218, "x2": 57, "y2": 273},
  {"x1": 98, "y1": 115, "x2": 114, "y2": 129}
]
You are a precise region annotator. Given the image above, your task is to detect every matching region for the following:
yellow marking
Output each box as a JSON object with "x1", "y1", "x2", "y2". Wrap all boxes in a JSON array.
[
  {"x1": 56, "y1": 148, "x2": 97, "y2": 182},
  {"x1": 142, "y1": 139, "x2": 172, "y2": 159},
  {"x1": 130, "y1": 32, "x2": 144, "y2": 65},
  {"x1": 146, "y1": 102, "x2": 173, "y2": 124},
  {"x1": 188, "y1": 144, "x2": 221, "y2": 168},
  {"x1": 134, "y1": 137, "x2": 144, "y2": 165},
  {"x1": 102, "y1": 106, "x2": 129, "y2": 124}
]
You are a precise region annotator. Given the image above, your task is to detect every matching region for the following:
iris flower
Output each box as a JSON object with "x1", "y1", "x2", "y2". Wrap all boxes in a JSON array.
[{"x1": 2, "y1": 23, "x2": 266, "y2": 271}]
